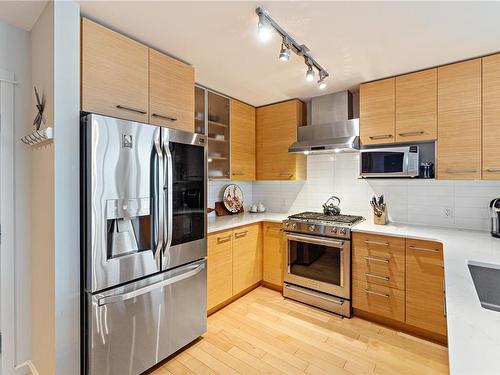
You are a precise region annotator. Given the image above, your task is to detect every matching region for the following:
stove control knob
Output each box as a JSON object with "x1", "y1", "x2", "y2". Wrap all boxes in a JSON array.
[
  {"x1": 284, "y1": 222, "x2": 289, "y2": 228},
  {"x1": 308, "y1": 224, "x2": 316, "y2": 232},
  {"x1": 291, "y1": 223, "x2": 297, "y2": 229},
  {"x1": 340, "y1": 228, "x2": 347, "y2": 235},
  {"x1": 331, "y1": 227, "x2": 338, "y2": 234}
]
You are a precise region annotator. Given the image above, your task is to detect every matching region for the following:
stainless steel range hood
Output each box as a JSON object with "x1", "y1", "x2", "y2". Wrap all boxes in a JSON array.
[{"x1": 289, "y1": 91, "x2": 360, "y2": 154}]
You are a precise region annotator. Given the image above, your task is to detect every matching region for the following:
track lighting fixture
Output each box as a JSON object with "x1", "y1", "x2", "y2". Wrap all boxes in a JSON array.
[
  {"x1": 279, "y1": 39, "x2": 291, "y2": 61},
  {"x1": 306, "y1": 64, "x2": 315, "y2": 82},
  {"x1": 256, "y1": 7, "x2": 330, "y2": 89}
]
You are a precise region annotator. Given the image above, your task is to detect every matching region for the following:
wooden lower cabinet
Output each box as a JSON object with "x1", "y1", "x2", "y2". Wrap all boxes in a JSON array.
[
  {"x1": 207, "y1": 229, "x2": 233, "y2": 311},
  {"x1": 406, "y1": 239, "x2": 447, "y2": 336},
  {"x1": 352, "y1": 232, "x2": 447, "y2": 341},
  {"x1": 262, "y1": 222, "x2": 284, "y2": 288},
  {"x1": 232, "y1": 224, "x2": 262, "y2": 294},
  {"x1": 207, "y1": 223, "x2": 263, "y2": 313}
]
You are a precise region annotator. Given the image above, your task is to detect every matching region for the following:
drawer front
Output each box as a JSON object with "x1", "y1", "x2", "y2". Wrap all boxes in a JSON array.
[
  {"x1": 352, "y1": 278, "x2": 405, "y2": 322},
  {"x1": 352, "y1": 249, "x2": 404, "y2": 289},
  {"x1": 353, "y1": 232, "x2": 405, "y2": 255}
]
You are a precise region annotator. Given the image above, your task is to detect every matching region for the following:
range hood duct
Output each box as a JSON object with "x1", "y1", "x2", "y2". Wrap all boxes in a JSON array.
[{"x1": 289, "y1": 91, "x2": 360, "y2": 154}]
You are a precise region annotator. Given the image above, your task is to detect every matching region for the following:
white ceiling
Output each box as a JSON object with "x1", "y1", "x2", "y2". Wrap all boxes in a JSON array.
[
  {"x1": 3, "y1": 1, "x2": 500, "y2": 106},
  {"x1": 0, "y1": 1, "x2": 47, "y2": 31}
]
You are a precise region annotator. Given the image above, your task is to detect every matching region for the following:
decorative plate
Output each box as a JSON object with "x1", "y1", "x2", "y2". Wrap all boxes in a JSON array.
[{"x1": 223, "y1": 184, "x2": 244, "y2": 213}]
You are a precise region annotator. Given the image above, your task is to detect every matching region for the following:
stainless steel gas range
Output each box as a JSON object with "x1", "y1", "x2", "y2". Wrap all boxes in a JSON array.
[{"x1": 282, "y1": 212, "x2": 364, "y2": 317}]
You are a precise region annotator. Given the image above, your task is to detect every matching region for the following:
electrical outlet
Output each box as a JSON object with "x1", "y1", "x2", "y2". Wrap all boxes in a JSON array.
[{"x1": 443, "y1": 207, "x2": 453, "y2": 218}]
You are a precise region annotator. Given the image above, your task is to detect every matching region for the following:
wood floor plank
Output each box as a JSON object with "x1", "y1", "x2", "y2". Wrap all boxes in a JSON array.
[{"x1": 150, "y1": 287, "x2": 448, "y2": 375}]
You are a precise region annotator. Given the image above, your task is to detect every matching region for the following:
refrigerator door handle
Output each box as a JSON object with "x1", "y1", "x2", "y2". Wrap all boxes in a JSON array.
[
  {"x1": 152, "y1": 129, "x2": 164, "y2": 260},
  {"x1": 163, "y1": 140, "x2": 174, "y2": 254},
  {"x1": 97, "y1": 262, "x2": 205, "y2": 306}
]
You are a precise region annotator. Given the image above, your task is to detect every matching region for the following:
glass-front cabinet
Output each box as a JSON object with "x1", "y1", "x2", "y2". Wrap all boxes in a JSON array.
[{"x1": 195, "y1": 85, "x2": 231, "y2": 179}]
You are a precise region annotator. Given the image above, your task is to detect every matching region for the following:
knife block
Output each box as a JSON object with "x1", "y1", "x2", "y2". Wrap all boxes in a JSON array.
[{"x1": 373, "y1": 210, "x2": 388, "y2": 225}]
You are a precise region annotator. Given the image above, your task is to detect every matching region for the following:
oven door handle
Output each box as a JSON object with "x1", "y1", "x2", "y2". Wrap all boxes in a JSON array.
[{"x1": 286, "y1": 233, "x2": 345, "y2": 248}]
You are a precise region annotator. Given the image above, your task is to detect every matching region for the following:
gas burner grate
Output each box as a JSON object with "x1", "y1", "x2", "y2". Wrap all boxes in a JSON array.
[{"x1": 288, "y1": 211, "x2": 364, "y2": 225}]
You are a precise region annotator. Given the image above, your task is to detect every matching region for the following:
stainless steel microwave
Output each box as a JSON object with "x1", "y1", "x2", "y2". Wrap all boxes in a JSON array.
[{"x1": 360, "y1": 145, "x2": 419, "y2": 178}]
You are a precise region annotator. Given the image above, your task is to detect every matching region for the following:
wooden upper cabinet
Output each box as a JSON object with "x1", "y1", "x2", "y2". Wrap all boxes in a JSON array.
[
  {"x1": 360, "y1": 78, "x2": 396, "y2": 145},
  {"x1": 482, "y1": 54, "x2": 500, "y2": 179},
  {"x1": 437, "y1": 59, "x2": 481, "y2": 179},
  {"x1": 396, "y1": 69, "x2": 437, "y2": 142},
  {"x1": 81, "y1": 18, "x2": 149, "y2": 122},
  {"x1": 230, "y1": 99, "x2": 256, "y2": 180},
  {"x1": 406, "y1": 239, "x2": 446, "y2": 336},
  {"x1": 256, "y1": 99, "x2": 307, "y2": 180},
  {"x1": 149, "y1": 49, "x2": 194, "y2": 131}
]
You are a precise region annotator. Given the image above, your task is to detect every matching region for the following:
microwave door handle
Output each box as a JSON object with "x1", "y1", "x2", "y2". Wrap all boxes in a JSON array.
[
  {"x1": 152, "y1": 129, "x2": 164, "y2": 261},
  {"x1": 97, "y1": 262, "x2": 205, "y2": 306},
  {"x1": 163, "y1": 139, "x2": 174, "y2": 254}
]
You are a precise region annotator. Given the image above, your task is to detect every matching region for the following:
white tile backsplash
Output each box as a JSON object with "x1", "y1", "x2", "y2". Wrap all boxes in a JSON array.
[{"x1": 249, "y1": 153, "x2": 500, "y2": 231}]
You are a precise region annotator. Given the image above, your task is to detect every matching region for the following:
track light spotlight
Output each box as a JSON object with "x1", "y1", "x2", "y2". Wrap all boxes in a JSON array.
[
  {"x1": 279, "y1": 39, "x2": 291, "y2": 61},
  {"x1": 306, "y1": 64, "x2": 315, "y2": 82},
  {"x1": 318, "y1": 71, "x2": 327, "y2": 89},
  {"x1": 258, "y1": 14, "x2": 272, "y2": 42}
]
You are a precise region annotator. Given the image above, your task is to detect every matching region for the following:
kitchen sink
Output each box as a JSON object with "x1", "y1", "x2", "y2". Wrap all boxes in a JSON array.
[{"x1": 468, "y1": 261, "x2": 500, "y2": 312}]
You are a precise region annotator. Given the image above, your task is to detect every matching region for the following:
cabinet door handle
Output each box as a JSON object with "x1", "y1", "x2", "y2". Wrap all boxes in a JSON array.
[
  {"x1": 364, "y1": 289, "x2": 389, "y2": 298},
  {"x1": 369, "y1": 134, "x2": 393, "y2": 140},
  {"x1": 486, "y1": 167, "x2": 500, "y2": 173},
  {"x1": 443, "y1": 294, "x2": 447, "y2": 317},
  {"x1": 217, "y1": 235, "x2": 231, "y2": 243},
  {"x1": 152, "y1": 113, "x2": 177, "y2": 122},
  {"x1": 446, "y1": 168, "x2": 477, "y2": 174},
  {"x1": 267, "y1": 227, "x2": 283, "y2": 233},
  {"x1": 364, "y1": 240, "x2": 389, "y2": 246},
  {"x1": 408, "y1": 245, "x2": 439, "y2": 253},
  {"x1": 398, "y1": 131, "x2": 424, "y2": 136},
  {"x1": 364, "y1": 273, "x2": 390, "y2": 281},
  {"x1": 279, "y1": 173, "x2": 293, "y2": 178},
  {"x1": 232, "y1": 172, "x2": 245, "y2": 176},
  {"x1": 116, "y1": 104, "x2": 147, "y2": 115},
  {"x1": 364, "y1": 256, "x2": 390, "y2": 264},
  {"x1": 234, "y1": 230, "x2": 248, "y2": 238}
]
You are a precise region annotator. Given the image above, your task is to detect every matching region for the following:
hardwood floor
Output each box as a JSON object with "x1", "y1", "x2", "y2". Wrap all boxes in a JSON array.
[{"x1": 147, "y1": 287, "x2": 449, "y2": 375}]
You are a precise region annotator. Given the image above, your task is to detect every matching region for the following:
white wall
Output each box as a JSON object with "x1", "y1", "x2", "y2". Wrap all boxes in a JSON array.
[
  {"x1": 0, "y1": 19, "x2": 32, "y2": 370},
  {"x1": 252, "y1": 154, "x2": 496, "y2": 231}
]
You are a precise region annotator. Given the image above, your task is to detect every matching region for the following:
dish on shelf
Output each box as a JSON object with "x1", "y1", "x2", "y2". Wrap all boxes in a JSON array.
[
  {"x1": 208, "y1": 114, "x2": 220, "y2": 122},
  {"x1": 223, "y1": 184, "x2": 244, "y2": 213}
]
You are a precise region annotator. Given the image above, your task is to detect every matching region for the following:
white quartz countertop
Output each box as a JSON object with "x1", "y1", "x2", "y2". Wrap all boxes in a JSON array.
[{"x1": 208, "y1": 214, "x2": 500, "y2": 375}]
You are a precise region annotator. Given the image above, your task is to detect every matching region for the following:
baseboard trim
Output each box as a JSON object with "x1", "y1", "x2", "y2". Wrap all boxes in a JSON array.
[
  {"x1": 353, "y1": 308, "x2": 448, "y2": 346},
  {"x1": 260, "y1": 281, "x2": 283, "y2": 292}
]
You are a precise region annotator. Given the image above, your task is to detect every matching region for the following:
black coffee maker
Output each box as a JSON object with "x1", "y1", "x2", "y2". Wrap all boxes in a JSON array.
[{"x1": 489, "y1": 199, "x2": 500, "y2": 238}]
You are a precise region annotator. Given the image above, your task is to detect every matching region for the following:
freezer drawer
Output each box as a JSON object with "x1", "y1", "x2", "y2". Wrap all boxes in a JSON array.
[{"x1": 86, "y1": 259, "x2": 207, "y2": 375}]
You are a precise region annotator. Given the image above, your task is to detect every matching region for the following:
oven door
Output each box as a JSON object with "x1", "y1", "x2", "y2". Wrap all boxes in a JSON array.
[{"x1": 284, "y1": 232, "x2": 350, "y2": 299}]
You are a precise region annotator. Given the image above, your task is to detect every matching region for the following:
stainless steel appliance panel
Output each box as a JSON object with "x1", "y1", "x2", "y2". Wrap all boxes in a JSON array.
[
  {"x1": 83, "y1": 114, "x2": 163, "y2": 292},
  {"x1": 162, "y1": 127, "x2": 207, "y2": 271},
  {"x1": 87, "y1": 259, "x2": 207, "y2": 375},
  {"x1": 284, "y1": 232, "x2": 351, "y2": 299},
  {"x1": 360, "y1": 145, "x2": 419, "y2": 178}
]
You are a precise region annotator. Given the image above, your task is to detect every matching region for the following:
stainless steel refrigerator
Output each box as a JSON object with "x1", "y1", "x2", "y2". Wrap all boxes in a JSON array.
[{"x1": 81, "y1": 114, "x2": 207, "y2": 375}]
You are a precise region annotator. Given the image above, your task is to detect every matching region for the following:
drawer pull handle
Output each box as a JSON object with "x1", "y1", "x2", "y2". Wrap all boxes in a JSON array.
[
  {"x1": 486, "y1": 167, "x2": 500, "y2": 173},
  {"x1": 234, "y1": 230, "x2": 248, "y2": 238},
  {"x1": 369, "y1": 134, "x2": 393, "y2": 140},
  {"x1": 363, "y1": 256, "x2": 390, "y2": 264},
  {"x1": 152, "y1": 113, "x2": 177, "y2": 122},
  {"x1": 279, "y1": 173, "x2": 294, "y2": 178},
  {"x1": 217, "y1": 235, "x2": 232, "y2": 243},
  {"x1": 364, "y1": 240, "x2": 389, "y2": 246},
  {"x1": 408, "y1": 245, "x2": 439, "y2": 253},
  {"x1": 364, "y1": 273, "x2": 390, "y2": 281},
  {"x1": 116, "y1": 104, "x2": 147, "y2": 115},
  {"x1": 398, "y1": 131, "x2": 424, "y2": 136},
  {"x1": 267, "y1": 227, "x2": 282, "y2": 233},
  {"x1": 364, "y1": 289, "x2": 389, "y2": 298},
  {"x1": 446, "y1": 168, "x2": 477, "y2": 174},
  {"x1": 232, "y1": 172, "x2": 245, "y2": 176}
]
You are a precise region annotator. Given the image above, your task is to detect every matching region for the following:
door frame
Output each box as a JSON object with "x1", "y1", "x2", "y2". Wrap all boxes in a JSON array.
[{"x1": 0, "y1": 68, "x2": 18, "y2": 375}]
